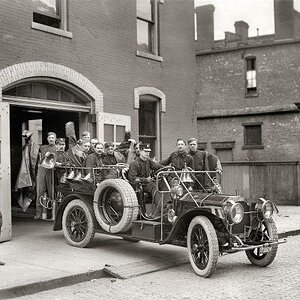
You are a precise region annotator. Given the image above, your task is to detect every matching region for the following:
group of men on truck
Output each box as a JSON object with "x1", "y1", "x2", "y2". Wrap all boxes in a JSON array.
[{"x1": 34, "y1": 129, "x2": 222, "y2": 220}]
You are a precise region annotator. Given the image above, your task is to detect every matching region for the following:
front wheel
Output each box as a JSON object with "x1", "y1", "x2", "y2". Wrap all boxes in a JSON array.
[
  {"x1": 62, "y1": 199, "x2": 95, "y2": 248},
  {"x1": 245, "y1": 218, "x2": 278, "y2": 267},
  {"x1": 187, "y1": 216, "x2": 219, "y2": 278}
]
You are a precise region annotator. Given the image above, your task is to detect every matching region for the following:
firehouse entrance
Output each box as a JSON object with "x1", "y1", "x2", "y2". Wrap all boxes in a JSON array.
[
  {"x1": 0, "y1": 79, "x2": 97, "y2": 242},
  {"x1": 10, "y1": 106, "x2": 81, "y2": 220}
]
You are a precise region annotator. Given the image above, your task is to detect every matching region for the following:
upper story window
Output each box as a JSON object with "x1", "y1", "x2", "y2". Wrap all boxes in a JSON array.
[
  {"x1": 136, "y1": 0, "x2": 160, "y2": 59},
  {"x1": 243, "y1": 122, "x2": 263, "y2": 149},
  {"x1": 245, "y1": 57, "x2": 257, "y2": 96},
  {"x1": 32, "y1": 0, "x2": 72, "y2": 38},
  {"x1": 33, "y1": 0, "x2": 61, "y2": 28}
]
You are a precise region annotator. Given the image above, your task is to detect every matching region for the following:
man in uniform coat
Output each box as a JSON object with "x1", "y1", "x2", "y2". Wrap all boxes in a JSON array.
[
  {"x1": 187, "y1": 137, "x2": 223, "y2": 189},
  {"x1": 35, "y1": 132, "x2": 57, "y2": 220},
  {"x1": 160, "y1": 139, "x2": 194, "y2": 170},
  {"x1": 128, "y1": 143, "x2": 164, "y2": 216}
]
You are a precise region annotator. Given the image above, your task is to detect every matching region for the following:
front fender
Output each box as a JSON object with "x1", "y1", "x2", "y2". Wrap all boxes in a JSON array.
[
  {"x1": 53, "y1": 193, "x2": 94, "y2": 231},
  {"x1": 160, "y1": 208, "x2": 227, "y2": 245}
]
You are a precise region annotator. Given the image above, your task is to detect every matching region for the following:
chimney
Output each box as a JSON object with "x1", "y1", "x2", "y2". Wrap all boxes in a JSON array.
[
  {"x1": 274, "y1": 0, "x2": 294, "y2": 40},
  {"x1": 195, "y1": 5, "x2": 215, "y2": 51},
  {"x1": 234, "y1": 21, "x2": 249, "y2": 41}
]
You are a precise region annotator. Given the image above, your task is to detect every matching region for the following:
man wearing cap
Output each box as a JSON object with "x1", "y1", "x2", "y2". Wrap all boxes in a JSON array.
[
  {"x1": 128, "y1": 143, "x2": 164, "y2": 215},
  {"x1": 35, "y1": 131, "x2": 57, "y2": 220},
  {"x1": 187, "y1": 137, "x2": 223, "y2": 189},
  {"x1": 160, "y1": 139, "x2": 194, "y2": 170}
]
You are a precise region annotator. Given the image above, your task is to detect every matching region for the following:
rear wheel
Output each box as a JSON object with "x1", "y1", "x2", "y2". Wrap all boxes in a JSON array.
[
  {"x1": 62, "y1": 199, "x2": 95, "y2": 248},
  {"x1": 187, "y1": 216, "x2": 219, "y2": 278},
  {"x1": 245, "y1": 218, "x2": 278, "y2": 267}
]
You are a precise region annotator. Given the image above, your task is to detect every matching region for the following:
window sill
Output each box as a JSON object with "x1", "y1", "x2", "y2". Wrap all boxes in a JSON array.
[
  {"x1": 32, "y1": 22, "x2": 73, "y2": 39},
  {"x1": 136, "y1": 50, "x2": 163, "y2": 62},
  {"x1": 242, "y1": 145, "x2": 264, "y2": 150}
]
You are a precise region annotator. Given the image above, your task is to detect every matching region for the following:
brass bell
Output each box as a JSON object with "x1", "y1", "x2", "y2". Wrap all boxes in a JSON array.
[
  {"x1": 82, "y1": 172, "x2": 91, "y2": 181},
  {"x1": 40, "y1": 152, "x2": 56, "y2": 169},
  {"x1": 180, "y1": 163, "x2": 193, "y2": 184},
  {"x1": 67, "y1": 170, "x2": 75, "y2": 179},
  {"x1": 74, "y1": 170, "x2": 82, "y2": 181},
  {"x1": 60, "y1": 172, "x2": 67, "y2": 183}
]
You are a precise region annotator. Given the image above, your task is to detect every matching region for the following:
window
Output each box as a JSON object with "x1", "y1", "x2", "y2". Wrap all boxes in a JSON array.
[
  {"x1": 98, "y1": 112, "x2": 131, "y2": 146},
  {"x1": 136, "y1": 0, "x2": 160, "y2": 58},
  {"x1": 245, "y1": 57, "x2": 257, "y2": 95},
  {"x1": 32, "y1": 0, "x2": 72, "y2": 38},
  {"x1": 139, "y1": 99, "x2": 158, "y2": 156},
  {"x1": 3, "y1": 82, "x2": 88, "y2": 105},
  {"x1": 104, "y1": 124, "x2": 126, "y2": 144},
  {"x1": 243, "y1": 123, "x2": 263, "y2": 149}
]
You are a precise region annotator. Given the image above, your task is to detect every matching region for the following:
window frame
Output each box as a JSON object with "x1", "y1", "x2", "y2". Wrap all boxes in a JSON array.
[
  {"x1": 98, "y1": 113, "x2": 131, "y2": 147},
  {"x1": 136, "y1": 0, "x2": 162, "y2": 62},
  {"x1": 32, "y1": 0, "x2": 72, "y2": 38},
  {"x1": 138, "y1": 95, "x2": 161, "y2": 158},
  {"x1": 244, "y1": 56, "x2": 258, "y2": 97},
  {"x1": 242, "y1": 122, "x2": 264, "y2": 149}
]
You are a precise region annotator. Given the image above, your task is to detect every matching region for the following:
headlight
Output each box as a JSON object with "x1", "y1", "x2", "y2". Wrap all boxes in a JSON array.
[
  {"x1": 262, "y1": 200, "x2": 274, "y2": 219},
  {"x1": 224, "y1": 199, "x2": 244, "y2": 224}
]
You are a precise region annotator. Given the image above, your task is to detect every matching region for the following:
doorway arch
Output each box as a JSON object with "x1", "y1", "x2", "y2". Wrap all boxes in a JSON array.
[
  {"x1": 0, "y1": 62, "x2": 103, "y2": 242},
  {"x1": 0, "y1": 61, "x2": 103, "y2": 113}
]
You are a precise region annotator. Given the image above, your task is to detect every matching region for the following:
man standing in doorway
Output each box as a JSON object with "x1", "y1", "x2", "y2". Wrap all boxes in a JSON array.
[{"x1": 35, "y1": 132, "x2": 57, "y2": 220}]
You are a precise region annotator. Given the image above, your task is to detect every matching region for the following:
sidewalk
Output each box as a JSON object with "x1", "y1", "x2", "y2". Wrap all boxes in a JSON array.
[{"x1": 0, "y1": 206, "x2": 299, "y2": 298}]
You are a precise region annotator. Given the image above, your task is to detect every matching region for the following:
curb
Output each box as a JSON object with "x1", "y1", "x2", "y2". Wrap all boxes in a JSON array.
[
  {"x1": 278, "y1": 229, "x2": 300, "y2": 239},
  {"x1": 0, "y1": 269, "x2": 107, "y2": 300}
]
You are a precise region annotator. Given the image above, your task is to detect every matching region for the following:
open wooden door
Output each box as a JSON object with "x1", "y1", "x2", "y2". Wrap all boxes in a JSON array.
[{"x1": 0, "y1": 102, "x2": 11, "y2": 242}]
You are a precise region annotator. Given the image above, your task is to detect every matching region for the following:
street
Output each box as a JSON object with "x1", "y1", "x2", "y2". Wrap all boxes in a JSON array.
[{"x1": 20, "y1": 235, "x2": 300, "y2": 300}]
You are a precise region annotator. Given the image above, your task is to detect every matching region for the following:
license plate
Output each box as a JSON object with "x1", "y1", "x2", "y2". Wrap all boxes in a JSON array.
[{"x1": 262, "y1": 245, "x2": 271, "y2": 253}]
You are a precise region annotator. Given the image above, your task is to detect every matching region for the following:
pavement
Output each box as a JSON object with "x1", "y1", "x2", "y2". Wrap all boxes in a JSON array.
[{"x1": 0, "y1": 205, "x2": 299, "y2": 299}]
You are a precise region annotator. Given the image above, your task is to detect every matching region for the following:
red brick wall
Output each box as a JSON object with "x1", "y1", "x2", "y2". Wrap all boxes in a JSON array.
[
  {"x1": 196, "y1": 42, "x2": 300, "y2": 161},
  {"x1": 0, "y1": 0, "x2": 197, "y2": 158},
  {"x1": 198, "y1": 113, "x2": 300, "y2": 161}
]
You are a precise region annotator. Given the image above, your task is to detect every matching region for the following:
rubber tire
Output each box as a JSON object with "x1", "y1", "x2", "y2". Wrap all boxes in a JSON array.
[
  {"x1": 245, "y1": 218, "x2": 278, "y2": 267},
  {"x1": 62, "y1": 199, "x2": 95, "y2": 248},
  {"x1": 187, "y1": 216, "x2": 219, "y2": 278},
  {"x1": 93, "y1": 179, "x2": 139, "y2": 233}
]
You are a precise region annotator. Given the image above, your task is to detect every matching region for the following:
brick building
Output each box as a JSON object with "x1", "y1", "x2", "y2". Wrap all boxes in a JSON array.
[
  {"x1": 195, "y1": 0, "x2": 300, "y2": 162},
  {"x1": 0, "y1": 0, "x2": 197, "y2": 241}
]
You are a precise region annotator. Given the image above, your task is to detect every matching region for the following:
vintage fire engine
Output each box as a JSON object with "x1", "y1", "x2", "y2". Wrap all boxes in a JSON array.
[{"x1": 47, "y1": 164, "x2": 286, "y2": 278}]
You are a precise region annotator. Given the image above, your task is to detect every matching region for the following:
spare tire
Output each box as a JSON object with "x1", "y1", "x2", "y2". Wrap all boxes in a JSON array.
[{"x1": 93, "y1": 179, "x2": 139, "y2": 233}]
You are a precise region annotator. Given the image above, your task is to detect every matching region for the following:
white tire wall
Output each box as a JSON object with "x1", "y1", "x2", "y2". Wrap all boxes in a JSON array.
[{"x1": 93, "y1": 179, "x2": 139, "y2": 233}]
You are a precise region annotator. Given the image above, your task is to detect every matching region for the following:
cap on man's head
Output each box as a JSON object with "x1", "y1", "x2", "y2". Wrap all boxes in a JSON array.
[
  {"x1": 56, "y1": 138, "x2": 66, "y2": 145},
  {"x1": 188, "y1": 137, "x2": 197, "y2": 144},
  {"x1": 140, "y1": 143, "x2": 151, "y2": 152},
  {"x1": 104, "y1": 142, "x2": 114, "y2": 149},
  {"x1": 47, "y1": 132, "x2": 57, "y2": 138}
]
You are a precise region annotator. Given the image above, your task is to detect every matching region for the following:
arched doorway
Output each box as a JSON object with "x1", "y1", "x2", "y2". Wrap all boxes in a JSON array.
[
  {"x1": 0, "y1": 62, "x2": 103, "y2": 241},
  {"x1": 3, "y1": 79, "x2": 94, "y2": 224}
]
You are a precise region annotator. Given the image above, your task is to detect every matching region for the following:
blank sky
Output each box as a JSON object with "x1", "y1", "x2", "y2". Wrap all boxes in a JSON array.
[{"x1": 195, "y1": 0, "x2": 300, "y2": 40}]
